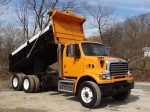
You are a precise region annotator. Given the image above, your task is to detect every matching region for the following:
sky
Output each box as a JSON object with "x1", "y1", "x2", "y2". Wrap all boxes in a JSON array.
[
  {"x1": 1, "y1": 0, "x2": 150, "y2": 37},
  {"x1": 104, "y1": 0, "x2": 150, "y2": 19},
  {"x1": 7, "y1": 0, "x2": 150, "y2": 20}
]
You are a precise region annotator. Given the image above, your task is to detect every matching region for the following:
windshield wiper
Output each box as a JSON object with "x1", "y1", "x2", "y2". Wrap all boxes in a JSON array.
[
  {"x1": 85, "y1": 53, "x2": 109, "y2": 56},
  {"x1": 101, "y1": 54, "x2": 109, "y2": 56},
  {"x1": 85, "y1": 53, "x2": 101, "y2": 56}
]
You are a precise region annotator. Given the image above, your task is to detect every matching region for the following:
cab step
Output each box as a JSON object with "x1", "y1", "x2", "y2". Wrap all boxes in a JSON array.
[{"x1": 58, "y1": 79, "x2": 76, "y2": 93}]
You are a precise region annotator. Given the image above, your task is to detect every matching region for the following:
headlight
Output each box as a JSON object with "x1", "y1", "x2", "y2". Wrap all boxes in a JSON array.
[
  {"x1": 103, "y1": 74, "x2": 111, "y2": 79},
  {"x1": 100, "y1": 71, "x2": 111, "y2": 80}
]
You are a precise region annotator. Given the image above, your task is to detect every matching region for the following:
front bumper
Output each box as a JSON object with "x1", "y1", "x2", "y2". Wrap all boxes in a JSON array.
[{"x1": 99, "y1": 81, "x2": 134, "y2": 95}]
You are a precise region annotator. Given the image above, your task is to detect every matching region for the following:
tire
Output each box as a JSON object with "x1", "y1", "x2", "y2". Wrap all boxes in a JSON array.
[
  {"x1": 78, "y1": 81, "x2": 101, "y2": 108},
  {"x1": 31, "y1": 75, "x2": 40, "y2": 92},
  {"x1": 23, "y1": 75, "x2": 35, "y2": 93},
  {"x1": 20, "y1": 73, "x2": 25, "y2": 79},
  {"x1": 12, "y1": 74, "x2": 23, "y2": 91},
  {"x1": 112, "y1": 89, "x2": 131, "y2": 101}
]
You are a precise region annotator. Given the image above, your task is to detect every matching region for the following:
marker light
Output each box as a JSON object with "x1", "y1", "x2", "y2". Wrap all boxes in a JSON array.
[{"x1": 100, "y1": 57, "x2": 104, "y2": 68}]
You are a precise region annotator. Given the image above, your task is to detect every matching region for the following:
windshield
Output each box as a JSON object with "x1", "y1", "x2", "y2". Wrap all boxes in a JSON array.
[{"x1": 81, "y1": 43, "x2": 109, "y2": 56}]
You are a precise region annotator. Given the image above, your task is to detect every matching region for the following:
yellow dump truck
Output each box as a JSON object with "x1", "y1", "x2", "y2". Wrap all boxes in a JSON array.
[{"x1": 9, "y1": 9, "x2": 134, "y2": 108}]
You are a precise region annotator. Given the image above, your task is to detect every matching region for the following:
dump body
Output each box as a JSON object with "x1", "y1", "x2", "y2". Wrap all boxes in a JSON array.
[
  {"x1": 9, "y1": 26, "x2": 57, "y2": 73},
  {"x1": 9, "y1": 10, "x2": 86, "y2": 73},
  {"x1": 50, "y1": 10, "x2": 86, "y2": 44}
]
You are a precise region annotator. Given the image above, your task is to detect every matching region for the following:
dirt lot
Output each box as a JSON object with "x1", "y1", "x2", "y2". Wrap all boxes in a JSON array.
[{"x1": 0, "y1": 82, "x2": 150, "y2": 112}]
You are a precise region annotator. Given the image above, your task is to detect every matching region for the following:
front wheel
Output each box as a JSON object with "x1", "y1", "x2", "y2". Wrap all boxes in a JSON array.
[
  {"x1": 112, "y1": 89, "x2": 131, "y2": 101},
  {"x1": 78, "y1": 81, "x2": 101, "y2": 108}
]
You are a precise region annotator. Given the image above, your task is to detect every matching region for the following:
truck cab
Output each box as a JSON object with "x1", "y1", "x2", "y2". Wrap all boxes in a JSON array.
[{"x1": 59, "y1": 41, "x2": 134, "y2": 108}]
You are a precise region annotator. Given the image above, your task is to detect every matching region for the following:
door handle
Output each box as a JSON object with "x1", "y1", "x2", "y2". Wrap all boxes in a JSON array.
[{"x1": 64, "y1": 65, "x2": 66, "y2": 68}]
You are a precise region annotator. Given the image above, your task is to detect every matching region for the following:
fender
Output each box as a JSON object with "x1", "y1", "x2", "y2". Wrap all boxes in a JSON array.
[
  {"x1": 73, "y1": 69, "x2": 101, "y2": 94},
  {"x1": 73, "y1": 70, "x2": 112, "y2": 93}
]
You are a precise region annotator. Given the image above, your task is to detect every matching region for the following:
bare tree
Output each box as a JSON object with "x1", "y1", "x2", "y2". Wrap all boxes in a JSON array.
[
  {"x1": 15, "y1": 0, "x2": 29, "y2": 40},
  {"x1": 0, "y1": 25, "x2": 23, "y2": 70},
  {"x1": 102, "y1": 21, "x2": 124, "y2": 54},
  {"x1": 14, "y1": 0, "x2": 84, "y2": 37},
  {"x1": 0, "y1": 0, "x2": 10, "y2": 16},
  {"x1": 28, "y1": 0, "x2": 85, "y2": 34},
  {"x1": 58, "y1": 0, "x2": 84, "y2": 13},
  {"x1": 26, "y1": 0, "x2": 61, "y2": 35},
  {"x1": 81, "y1": 0, "x2": 115, "y2": 43}
]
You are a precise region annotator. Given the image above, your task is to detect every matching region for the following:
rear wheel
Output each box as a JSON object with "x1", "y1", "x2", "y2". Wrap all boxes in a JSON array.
[
  {"x1": 20, "y1": 73, "x2": 25, "y2": 79},
  {"x1": 112, "y1": 90, "x2": 131, "y2": 101},
  {"x1": 78, "y1": 81, "x2": 101, "y2": 108},
  {"x1": 12, "y1": 74, "x2": 23, "y2": 91},
  {"x1": 23, "y1": 75, "x2": 35, "y2": 93},
  {"x1": 32, "y1": 75, "x2": 40, "y2": 92}
]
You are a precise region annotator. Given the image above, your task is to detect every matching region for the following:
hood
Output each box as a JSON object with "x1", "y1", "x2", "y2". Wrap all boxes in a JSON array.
[{"x1": 85, "y1": 56, "x2": 124, "y2": 61}]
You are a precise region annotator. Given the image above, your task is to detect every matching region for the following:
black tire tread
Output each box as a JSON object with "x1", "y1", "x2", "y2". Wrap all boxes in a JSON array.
[
  {"x1": 20, "y1": 73, "x2": 26, "y2": 79},
  {"x1": 28, "y1": 75, "x2": 35, "y2": 93},
  {"x1": 23, "y1": 75, "x2": 35, "y2": 93},
  {"x1": 78, "y1": 81, "x2": 101, "y2": 108},
  {"x1": 12, "y1": 74, "x2": 23, "y2": 91},
  {"x1": 32, "y1": 75, "x2": 40, "y2": 93},
  {"x1": 87, "y1": 81, "x2": 101, "y2": 108}
]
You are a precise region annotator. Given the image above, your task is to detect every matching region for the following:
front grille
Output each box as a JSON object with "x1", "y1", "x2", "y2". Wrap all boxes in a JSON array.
[{"x1": 110, "y1": 62, "x2": 128, "y2": 75}]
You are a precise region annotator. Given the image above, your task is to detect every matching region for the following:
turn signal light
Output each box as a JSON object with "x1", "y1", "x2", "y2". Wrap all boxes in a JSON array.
[{"x1": 100, "y1": 57, "x2": 104, "y2": 68}]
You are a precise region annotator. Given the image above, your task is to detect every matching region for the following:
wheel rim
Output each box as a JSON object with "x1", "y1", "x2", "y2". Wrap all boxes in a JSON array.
[
  {"x1": 24, "y1": 79, "x2": 29, "y2": 90},
  {"x1": 81, "y1": 87, "x2": 93, "y2": 103},
  {"x1": 13, "y1": 77, "x2": 18, "y2": 87}
]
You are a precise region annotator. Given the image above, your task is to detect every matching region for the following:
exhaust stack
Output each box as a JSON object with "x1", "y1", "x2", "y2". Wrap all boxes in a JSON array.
[{"x1": 57, "y1": 38, "x2": 62, "y2": 78}]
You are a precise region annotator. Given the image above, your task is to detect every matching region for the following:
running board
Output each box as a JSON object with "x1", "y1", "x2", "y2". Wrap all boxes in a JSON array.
[{"x1": 58, "y1": 79, "x2": 76, "y2": 93}]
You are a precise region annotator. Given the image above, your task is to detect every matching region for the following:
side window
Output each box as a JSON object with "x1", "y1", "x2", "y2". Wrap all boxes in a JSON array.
[
  {"x1": 66, "y1": 44, "x2": 81, "y2": 59},
  {"x1": 66, "y1": 45, "x2": 69, "y2": 56},
  {"x1": 75, "y1": 44, "x2": 81, "y2": 59}
]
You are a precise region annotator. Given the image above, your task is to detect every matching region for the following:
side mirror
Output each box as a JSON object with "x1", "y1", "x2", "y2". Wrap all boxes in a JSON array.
[{"x1": 68, "y1": 44, "x2": 75, "y2": 57}]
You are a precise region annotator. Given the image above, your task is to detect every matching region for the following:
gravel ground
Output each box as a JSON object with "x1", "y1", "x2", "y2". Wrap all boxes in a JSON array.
[{"x1": 0, "y1": 82, "x2": 150, "y2": 112}]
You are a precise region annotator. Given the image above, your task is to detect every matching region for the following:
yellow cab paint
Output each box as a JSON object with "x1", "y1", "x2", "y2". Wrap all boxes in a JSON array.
[{"x1": 63, "y1": 43, "x2": 84, "y2": 77}]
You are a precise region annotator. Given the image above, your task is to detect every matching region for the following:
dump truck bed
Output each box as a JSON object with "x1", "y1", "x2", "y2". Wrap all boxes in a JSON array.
[
  {"x1": 9, "y1": 9, "x2": 86, "y2": 73},
  {"x1": 9, "y1": 26, "x2": 58, "y2": 73}
]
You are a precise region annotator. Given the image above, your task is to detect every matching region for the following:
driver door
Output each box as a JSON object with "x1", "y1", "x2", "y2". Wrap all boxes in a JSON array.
[{"x1": 63, "y1": 44, "x2": 83, "y2": 77}]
